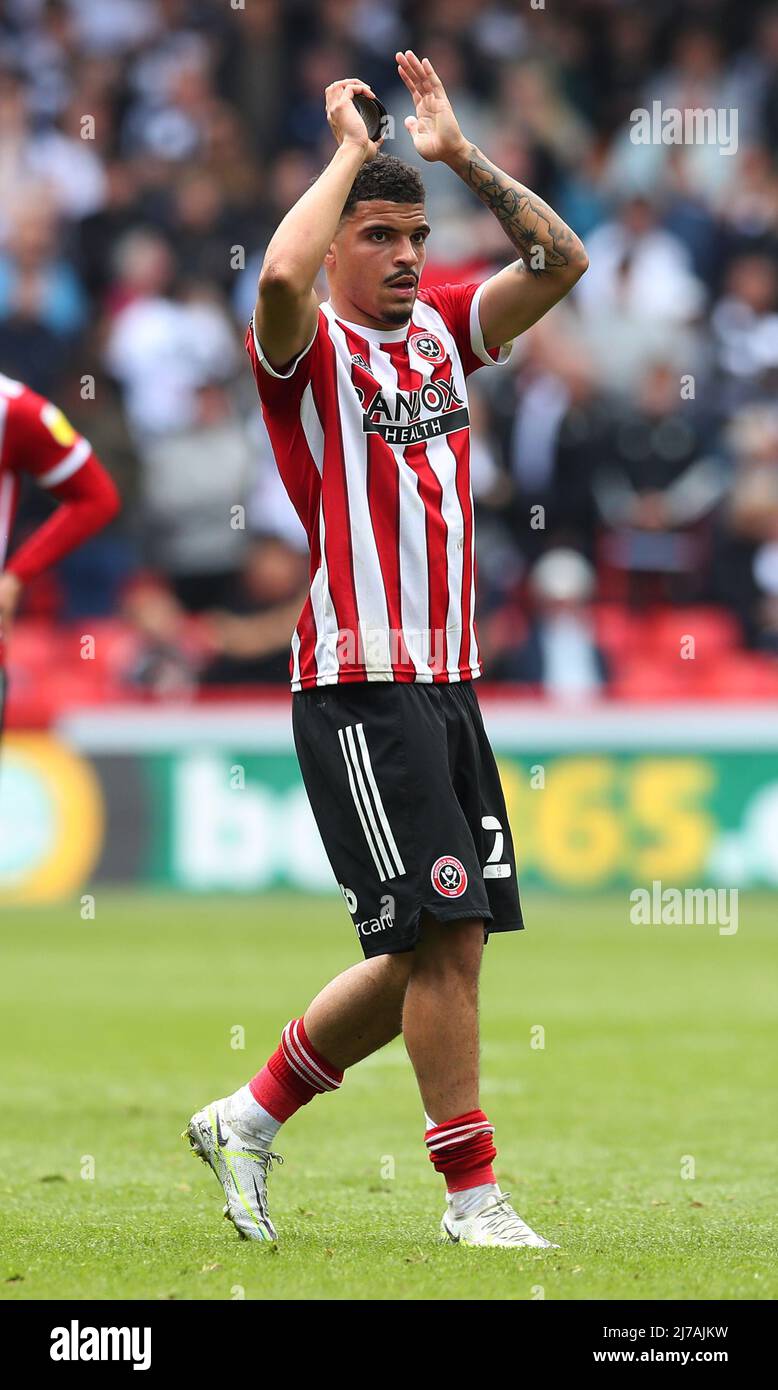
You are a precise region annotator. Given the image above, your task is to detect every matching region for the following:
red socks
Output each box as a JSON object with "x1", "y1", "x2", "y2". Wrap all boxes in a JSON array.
[
  {"x1": 249, "y1": 1017, "x2": 343, "y2": 1124},
  {"x1": 425, "y1": 1109, "x2": 497, "y2": 1192},
  {"x1": 249, "y1": 1021, "x2": 496, "y2": 1202}
]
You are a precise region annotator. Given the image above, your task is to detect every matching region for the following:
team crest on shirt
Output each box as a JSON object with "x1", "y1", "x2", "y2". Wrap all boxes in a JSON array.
[
  {"x1": 431, "y1": 855, "x2": 468, "y2": 898},
  {"x1": 409, "y1": 331, "x2": 445, "y2": 362}
]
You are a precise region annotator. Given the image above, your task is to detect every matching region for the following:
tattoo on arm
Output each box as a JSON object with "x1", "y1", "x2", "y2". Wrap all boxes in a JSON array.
[{"x1": 463, "y1": 145, "x2": 574, "y2": 277}]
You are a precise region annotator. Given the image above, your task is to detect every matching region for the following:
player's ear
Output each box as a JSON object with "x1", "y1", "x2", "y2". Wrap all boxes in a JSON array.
[{"x1": 323, "y1": 241, "x2": 337, "y2": 270}]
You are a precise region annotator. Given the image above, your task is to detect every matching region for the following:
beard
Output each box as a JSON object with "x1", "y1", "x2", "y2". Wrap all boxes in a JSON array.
[
  {"x1": 380, "y1": 287, "x2": 417, "y2": 325},
  {"x1": 382, "y1": 304, "x2": 414, "y2": 325}
]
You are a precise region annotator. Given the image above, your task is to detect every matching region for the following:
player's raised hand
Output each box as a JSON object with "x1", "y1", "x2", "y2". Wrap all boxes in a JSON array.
[
  {"x1": 0, "y1": 571, "x2": 21, "y2": 645},
  {"x1": 396, "y1": 50, "x2": 466, "y2": 164},
  {"x1": 325, "y1": 78, "x2": 384, "y2": 159}
]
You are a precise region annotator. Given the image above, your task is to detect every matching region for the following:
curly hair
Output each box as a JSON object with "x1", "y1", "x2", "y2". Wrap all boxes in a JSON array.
[{"x1": 340, "y1": 154, "x2": 426, "y2": 217}]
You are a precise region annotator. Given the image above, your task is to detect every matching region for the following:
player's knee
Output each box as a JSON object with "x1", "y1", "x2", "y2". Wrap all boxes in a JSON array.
[
  {"x1": 380, "y1": 949, "x2": 415, "y2": 984},
  {"x1": 365, "y1": 948, "x2": 415, "y2": 999},
  {"x1": 412, "y1": 911, "x2": 484, "y2": 978}
]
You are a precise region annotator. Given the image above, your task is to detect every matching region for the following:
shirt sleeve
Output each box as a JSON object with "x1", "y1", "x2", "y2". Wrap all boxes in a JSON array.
[
  {"x1": 244, "y1": 312, "x2": 320, "y2": 406},
  {"x1": 6, "y1": 387, "x2": 93, "y2": 488},
  {"x1": 418, "y1": 280, "x2": 515, "y2": 378},
  {"x1": 6, "y1": 451, "x2": 120, "y2": 582}
]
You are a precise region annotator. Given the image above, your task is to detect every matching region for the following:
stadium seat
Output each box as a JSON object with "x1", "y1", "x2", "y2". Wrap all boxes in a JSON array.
[
  {"x1": 61, "y1": 619, "x2": 138, "y2": 678},
  {"x1": 694, "y1": 652, "x2": 778, "y2": 698},
  {"x1": 593, "y1": 603, "x2": 642, "y2": 658},
  {"x1": 5, "y1": 621, "x2": 54, "y2": 676},
  {"x1": 641, "y1": 607, "x2": 742, "y2": 662},
  {"x1": 609, "y1": 657, "x2": 690, "y2": 700}
]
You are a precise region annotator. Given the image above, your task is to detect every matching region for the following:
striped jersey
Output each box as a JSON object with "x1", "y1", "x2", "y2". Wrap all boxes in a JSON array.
[
  {"x1": 0, "y1": 372, "x2": 93, "y2": 571},
  {"x1": 245, "y1": 279, "x2": 512, "y2": 691}
]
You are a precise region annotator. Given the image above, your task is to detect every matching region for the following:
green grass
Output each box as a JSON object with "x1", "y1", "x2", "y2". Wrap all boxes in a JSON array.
[{"x1": 1, "y1": 890, "x2": 776, "y2": 1301}]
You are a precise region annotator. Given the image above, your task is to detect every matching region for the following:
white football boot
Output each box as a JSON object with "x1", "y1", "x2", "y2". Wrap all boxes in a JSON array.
[
  {"x1": 183, "y1": 1098, "x2": 283, "y2": 1243},
  {"x1": 440, "y1": 1189, "x2": 560, "y2": 1248}
]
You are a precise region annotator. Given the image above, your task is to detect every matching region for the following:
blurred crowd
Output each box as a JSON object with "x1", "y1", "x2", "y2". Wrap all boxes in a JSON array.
[{"x1": 3, "y1": 0, "x2": 778, "y2": 698}]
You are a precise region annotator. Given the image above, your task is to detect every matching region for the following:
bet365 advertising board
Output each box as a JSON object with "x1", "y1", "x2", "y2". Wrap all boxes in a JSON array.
[{"x1": 1, "y1": 702, "x2": 777, "y2": 902}]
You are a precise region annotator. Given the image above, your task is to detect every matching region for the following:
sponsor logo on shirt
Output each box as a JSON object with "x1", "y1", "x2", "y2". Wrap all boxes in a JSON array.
[{"x1": 358, "y1": 379, "x2": 469, "y2": 445}]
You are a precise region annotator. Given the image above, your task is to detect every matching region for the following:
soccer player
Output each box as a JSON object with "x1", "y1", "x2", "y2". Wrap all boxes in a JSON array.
[
  {"x1": 0, "y1": 373, "x2": 121, "y2": 711},
  {"x1": 186, "y1": 51, "x2": 588, "y2": 1248}
]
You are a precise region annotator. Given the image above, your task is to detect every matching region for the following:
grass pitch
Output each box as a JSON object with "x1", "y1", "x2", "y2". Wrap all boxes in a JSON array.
[{"x1": 1, "y1": 889, "x2": 776, "y2": 1301}]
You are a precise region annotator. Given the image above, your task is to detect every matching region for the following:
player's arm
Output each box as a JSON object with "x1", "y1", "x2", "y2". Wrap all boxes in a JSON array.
[
  {"x1": 255, "y1": 77, "x2": 384, "y2": 370},
  {"x1": 5, "y1": 452, "x2": 120, "y2": 587},
  {"x1": 396, "y1": 50, "x2": 588, "y2": 346},
  {"x1": 0, "y1": 405, "x2": 120, "y2": 641}
]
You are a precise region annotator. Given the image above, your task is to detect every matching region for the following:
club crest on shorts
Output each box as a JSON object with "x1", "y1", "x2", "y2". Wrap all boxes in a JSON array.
[
  {"x1": 409, "y1": 331, "x2": 445, "y2": 362},
  {"x1": 431, "y1": 855, "x2": 468, "y2": 898}
]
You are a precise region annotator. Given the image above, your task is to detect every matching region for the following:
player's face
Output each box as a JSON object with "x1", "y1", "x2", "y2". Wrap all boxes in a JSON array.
[{"x1": 327, "y1": 200, "x2": 430, "y2": 327}]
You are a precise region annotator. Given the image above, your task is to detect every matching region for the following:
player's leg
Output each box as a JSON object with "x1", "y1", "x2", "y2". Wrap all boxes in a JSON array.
[
  {"x1": 302, "y1": 949, "x2": 411, "y2": 1067},
  {"x1": 184, "y1": 951, "x2": 411, "y2": 1243},
  {"x1": 402, "y1": 910, "x2": 501, "y2": 1227},
  {"x1": 184, "y1": 683, "x2": 421, "y2": 1241},
  {"x1": 399, "y1": 683, "x2": 558, "y2": 1248},
  {"x1": 402, "y1": 911, "x2": 483, "y2": 1121},
  {"x1": 403, "y1": 908, "x2": 557, "y2": 1249},
  {"x1": 218, "y1": 949, "x2": 411, "y2": 1142}
]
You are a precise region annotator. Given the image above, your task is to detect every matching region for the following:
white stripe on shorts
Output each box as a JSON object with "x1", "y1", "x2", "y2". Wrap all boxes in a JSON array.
[
  {"x1": 337, "y1": 722, "x2": 405, "y2": 882},
  {"x1": 354, "y1": 723, "x2": 406, "y2": 877}
]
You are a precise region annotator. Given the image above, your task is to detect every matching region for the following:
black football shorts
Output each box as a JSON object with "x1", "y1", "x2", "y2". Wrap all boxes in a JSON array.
[{"x1": 292, "y1": 679, "x2": 524, "y2": 959}]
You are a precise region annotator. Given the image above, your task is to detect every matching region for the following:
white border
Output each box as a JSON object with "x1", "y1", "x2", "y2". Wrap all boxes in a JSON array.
[{"x1": 56, "y1": 700, "x2": 778, "y2": 753}]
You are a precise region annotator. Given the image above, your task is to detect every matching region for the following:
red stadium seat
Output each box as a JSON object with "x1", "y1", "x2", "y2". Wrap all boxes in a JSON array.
[
  {"x1": 641, "y1": 607, "x2": 742, "y2": 662},
  {"x1": 610, "y1": 657, "x2": 690, "y2": 700},
  {"x1": 593, "y1": 603, "x2": 643, "y2": 659},
  {"x1": 5, "y1": 620, "x2": 54, "y2": 677},
  {"x1": 60, "y1": 619, "x2": 139, "y2": 677},
  {"x1": 694, "y1": 652, "x2": 778, "y2": 698}
]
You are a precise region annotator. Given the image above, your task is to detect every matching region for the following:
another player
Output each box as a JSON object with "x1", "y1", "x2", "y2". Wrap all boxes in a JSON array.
[
  {"x1": 0, "y1": 373, "x2": 121, "y2": 715},
  {"x1": 185, "y1": 51, "x2": 588, "y2": 1248}
]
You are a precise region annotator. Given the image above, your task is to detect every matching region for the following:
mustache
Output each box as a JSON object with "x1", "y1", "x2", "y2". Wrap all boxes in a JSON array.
[{"x1": 384, "y1": 273, "x2": 418, "y2": 285}]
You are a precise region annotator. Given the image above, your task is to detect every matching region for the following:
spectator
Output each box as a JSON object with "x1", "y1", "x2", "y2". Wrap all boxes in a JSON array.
[
  {"x1": 490, "y1": 548, "x2": 608, "y2": 700},
  {"x1": 0, "y1": 186, "x2": 87, "y2": 392},
  {"x1": 103, "y1": 232, "x2": 239, "y2": 437},
  {"x1": 575, "y1": 195, "x2": 707, "y2": 389},
  {"x1": 711, "y1": 254, "x2": 778, "y2": 411},
  {"x1": 202, "y1": 535, "x2": 310, "y2": 685},
  {"x1": 126, "y1": 373, "x2": 258, "y2": 611},
  {"x1": 720, "y1": 404, "x2": 778, "y2": 649},
  {"x1": 592, "y1": 360, "x2": 729, "y2": 604}
]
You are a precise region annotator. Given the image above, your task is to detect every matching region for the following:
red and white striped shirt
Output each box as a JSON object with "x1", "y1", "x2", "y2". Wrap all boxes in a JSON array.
[{"x1": 245, "y1": 280, "x2": 512, "y2": 691}]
